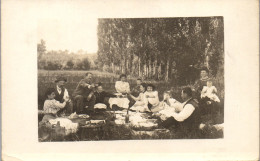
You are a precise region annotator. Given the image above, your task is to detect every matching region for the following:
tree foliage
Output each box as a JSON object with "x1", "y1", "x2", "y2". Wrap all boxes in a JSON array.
[{"x1": 97, "y1": 17, "x2": 224, "y2": 84}]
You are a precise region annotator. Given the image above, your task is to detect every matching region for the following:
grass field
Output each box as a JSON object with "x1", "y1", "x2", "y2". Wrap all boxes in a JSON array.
[{"x1": 38, "y1": 69, "x2": 224, "y2": 140}]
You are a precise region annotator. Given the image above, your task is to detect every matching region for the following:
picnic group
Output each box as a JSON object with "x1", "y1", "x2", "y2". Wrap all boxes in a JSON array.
[{"x1": 39, "y1": 67, "x2": 223, "y2": 134}]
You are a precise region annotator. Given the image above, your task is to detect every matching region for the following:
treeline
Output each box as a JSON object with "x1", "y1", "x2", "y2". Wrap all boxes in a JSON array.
[
  {"x1": 97, "y1": 17, "x2": 224, "y2": 84},
  {"x1": 37, "y1": 40, "x2": 98, "y2": 70}
]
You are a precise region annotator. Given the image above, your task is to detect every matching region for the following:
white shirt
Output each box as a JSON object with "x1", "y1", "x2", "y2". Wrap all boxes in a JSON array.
[
  {"x1": 171, "y1": 98, "x2": 195, "y2": 122},
  {"x1": 43, "y1": 99, "x2": 66, "y2": 114},
  {"x1": 144, "y1": 91, "x2": 159, "y2": 106},
  {"x1": 57, "y1": 85, "x2": 70, "y2": 101},
  {"x1": 115, "y1": 81, "x2": 130, "y2": 93}
]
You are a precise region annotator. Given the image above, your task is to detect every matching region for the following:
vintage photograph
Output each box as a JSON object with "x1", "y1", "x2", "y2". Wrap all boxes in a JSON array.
[{"x1": 37, "y1": 17, "x2": 224, "y2": 141}]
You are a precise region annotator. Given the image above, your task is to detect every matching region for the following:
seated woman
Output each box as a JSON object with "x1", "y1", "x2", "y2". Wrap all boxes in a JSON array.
[
  {"x1": 108, "y1": 74, "x2": 130, "y2": 110},
  {"x1": 144, "y1": 84, "x2": 160, "y2": 112},
  {"x1": 94, "y1": 82, "x2": 116, "y2": 110},
  {"x1": 41, "y1": 88, "x2": 68, "y2": 123},
  {"x1": 128, "y1": 83, "x2": 150, "y2": 112}
]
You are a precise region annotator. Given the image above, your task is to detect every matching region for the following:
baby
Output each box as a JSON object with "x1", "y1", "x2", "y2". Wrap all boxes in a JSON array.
[{"x1": 201, "y1": 80, "x2": 220, "y2": 103}]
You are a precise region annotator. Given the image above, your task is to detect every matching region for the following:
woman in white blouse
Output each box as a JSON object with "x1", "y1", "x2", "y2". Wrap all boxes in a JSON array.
[
  {"x1": 128, "y1": 83, "x2": 150, "y2": 112},
  {"x1": 109, "y1": 74, "x2": 130, "y2": 109}
]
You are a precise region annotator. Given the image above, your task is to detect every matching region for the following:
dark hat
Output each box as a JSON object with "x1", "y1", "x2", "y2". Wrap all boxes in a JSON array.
[{"x1": 55, "y1": 76, "x2": 67, "y2": 83}]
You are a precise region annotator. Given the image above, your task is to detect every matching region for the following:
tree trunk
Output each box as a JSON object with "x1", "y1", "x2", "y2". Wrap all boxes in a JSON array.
[
  {"x1": 148, "y1": 59, "x2": 152, "y2": 79},
  {"x1": 158, "y1": 63, "x2": 161, "y2": 80},
  {"x1": 165, "y1": 59, "x2": 169, "y2": 82},
  {"x1": 138, "y1": 56, "x2": 141, "y2": 77}
]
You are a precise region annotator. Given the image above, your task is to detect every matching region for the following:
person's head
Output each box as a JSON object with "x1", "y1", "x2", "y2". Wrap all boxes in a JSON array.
[
  {"x1": 146, "y1": 84, "x2": 155, "y2": 92},
  {"x1": 96, "y1": 82, "x2": 103, "y2": 93},
  {"x1": 200, "y1": 67, "x2": 209, "y2": 78},
  {"x1": 181, "y1": 87, "x2": 193, "y2": 101},
  {"x1": 163, "y1": 91, "x2": 172, "y2": 100},
  {"x1": 207, "y1": 80, "x2": 213, "y2": 87},
  {"x1": 84, "y1": 72, "x2": 93, "y2": 81},
  {"x1": 139, "y1": 83, "x2": 146, "y2": 92},
  {"x1": 55, "y1": 77, "x2": 67, "y2": 88},
  {"x1": 120, "y1": 74, "x2": 127, "y2": 82},
  {"x1": 45, "y1": 88, "x2": 56, "y2": 100},
  {"x1": 136, "y1": 78, "x2": 142, "y2": 86}
]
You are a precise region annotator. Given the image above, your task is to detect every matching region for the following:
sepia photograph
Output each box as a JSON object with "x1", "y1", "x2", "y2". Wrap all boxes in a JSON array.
[
  {"x1": 37, "y1": 17, "x2": 224, "y2": 141},
  {"x1": 2, "y1": 0, "x2": 259, "y2": 160}
]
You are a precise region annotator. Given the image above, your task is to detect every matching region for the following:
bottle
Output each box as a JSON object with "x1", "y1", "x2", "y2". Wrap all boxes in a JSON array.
[{"x1": 125, "y1": 109, "x2": 129, "y2": 123}]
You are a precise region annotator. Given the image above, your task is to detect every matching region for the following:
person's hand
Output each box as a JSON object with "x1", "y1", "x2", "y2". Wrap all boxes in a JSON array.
[{"x1": 146, "y1": 95, "x2": 149, "y2": 98}]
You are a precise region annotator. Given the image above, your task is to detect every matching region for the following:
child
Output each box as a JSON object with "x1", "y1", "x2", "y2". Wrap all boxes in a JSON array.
[
  {"x1": 201, "y1": 79, "x2": 220, "y2": 103},
  {"x1": 128, "y1": 83, "x2": 149, "y2": 112},
  {"x1": 144, "y1": 84, "x2": 160, "y2": 112},
  {"x1": 41, "y1": 88, "x2": 68, "y2": 123}
]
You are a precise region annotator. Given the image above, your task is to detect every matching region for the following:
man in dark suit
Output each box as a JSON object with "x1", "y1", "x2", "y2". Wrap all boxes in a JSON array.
[{"x1": 72, "y1": 73, "x2": 96, "y2": 114}]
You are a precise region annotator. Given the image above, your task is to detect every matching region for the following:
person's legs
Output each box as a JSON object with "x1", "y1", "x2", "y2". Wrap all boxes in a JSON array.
[
  {"x1": 65, "y1": 101, "x2": 73, "y2": 115},
  {"x1": 160, "y1": 117, "x2": 179, "y2": 129},
  {"x1": 73, "y1": 95, "x2": 85, "y2": 114},
  {"x1": 85, "y1": 95, "x2": 96, "y2": 113}
]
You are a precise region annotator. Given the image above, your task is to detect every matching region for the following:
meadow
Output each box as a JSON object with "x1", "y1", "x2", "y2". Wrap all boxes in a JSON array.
[{"x1": 38, "y1": 69, "x2": 224, "y2": 140}]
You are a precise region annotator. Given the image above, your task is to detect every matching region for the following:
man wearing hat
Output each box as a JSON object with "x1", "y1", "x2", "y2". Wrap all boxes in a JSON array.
[{"x1": 54, "y1": 76, "x2": 73, "y2": 115}]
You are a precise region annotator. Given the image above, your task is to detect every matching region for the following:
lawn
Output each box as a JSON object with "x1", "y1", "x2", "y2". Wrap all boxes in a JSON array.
[{"x1": 38, "y1": 70, "x2": 224, "y2": 140}]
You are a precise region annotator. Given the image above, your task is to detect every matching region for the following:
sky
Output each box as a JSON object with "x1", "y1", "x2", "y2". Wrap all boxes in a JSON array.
[{"x1": 37, "y1": 18, "x2": 98, "y2": 53}]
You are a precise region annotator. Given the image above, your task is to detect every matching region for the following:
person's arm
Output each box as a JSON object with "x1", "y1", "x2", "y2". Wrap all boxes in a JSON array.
[
  {"x1": 129, "y1": 93, "x2": 139, "y2": 101},
  {"x1": 126, "y1": 82, "x2": 130, "y2": 93},
  {"x1": 213, "y1": 86, "x2": 217, "y2": 93},
  {"x1": 171, "y1": 104, "x2": 195, "y2": 122},
  {"x1": 79, "y1": 80, "x2": 91, "y2": 88},
  {"x1": 43, "y1": 100, "x2": 62, "y2": 114},
  {"x1": 53, "y1": 100, "x2": 66, "y2": 109},
  {"x1": 63, "y1": 88, "x2": 70, "y2": 101}
]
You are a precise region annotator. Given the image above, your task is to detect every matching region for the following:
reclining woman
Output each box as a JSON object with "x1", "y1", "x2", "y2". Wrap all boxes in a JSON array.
[
  {"x1": 108, "y1": 74, "x2": 130, "y2": 110},
  {"x1": 128, "y1": 83, "x2": 150, "y2": 112}
]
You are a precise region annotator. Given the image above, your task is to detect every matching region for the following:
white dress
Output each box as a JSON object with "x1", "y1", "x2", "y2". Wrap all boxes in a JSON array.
[
  {"x1": 130, "y1": 93, "x2": 150, "y2": 112},
  {"x1": 144, "y1": 91, "x2": 161, "y2": 112},
  {"x1": 109, "y1": 81, "x2": 130, "y2": 109},
  {"x1": 201, "y1": 86, "x2": 220, "y2": 102}
]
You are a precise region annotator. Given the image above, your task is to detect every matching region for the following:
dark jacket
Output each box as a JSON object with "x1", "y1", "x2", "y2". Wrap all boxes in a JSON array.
[
  {"x1": 54, "y1": 86, "x2": 65, "y2": 103},
  {"x1": 94, "y1": 91, "x2": 116, "y2": 104},
  {"x1": 179, "y1": 98, "x2": 200, "y2": 130},
  {"x1": 73, "y1": 79, "x2": 93, "y2": 98}
]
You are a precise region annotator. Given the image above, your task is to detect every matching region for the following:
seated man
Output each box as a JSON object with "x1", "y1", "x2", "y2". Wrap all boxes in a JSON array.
[
  {"x1": 131, "y1": 78, "x2": 142, "y2": 97},
  {"x1": 160, "y1": 87, "x2": 201, "y2": 134},
  {"x1": 54, "y1": 76, "x2": 73, "y2": 116},
  {"x1": 128, "y1": 78, "x2": 142, "y2": 107},
  {"x1": 94, "y1": 82, "x2": 116, "y2": 109},
  {"x1": 72, "y1": 73, "x2": 96, "y2": 114}
]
